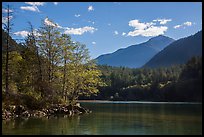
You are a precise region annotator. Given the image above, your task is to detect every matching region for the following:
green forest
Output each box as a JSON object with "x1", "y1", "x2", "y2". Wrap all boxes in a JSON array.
[{"x1": 80, "y1": 56, "x2": 202, "y2": 102}]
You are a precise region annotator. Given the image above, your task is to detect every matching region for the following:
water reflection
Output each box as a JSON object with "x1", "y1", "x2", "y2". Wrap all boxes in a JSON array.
[{"x1": 2, "y1": 103, "x2": 202, "y2": 135}]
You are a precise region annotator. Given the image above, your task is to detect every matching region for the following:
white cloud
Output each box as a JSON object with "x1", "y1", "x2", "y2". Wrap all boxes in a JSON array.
[
  {"x1": 13, "y1": 30, "x2": 41, "y2": 38},
  {"x1": 2, "y1": 9, "x2": 13, "y2": 13},
  {"x1": 53, "y1": 2, "x2": 58, "y2": 5},
  {"x1": 20, "y1": 2, "x2": 44, "y2": 12},
  {"x1": 13, "y1": 18, "x2": 97, "y2": 37},
  {"x1": 114, "y1": 31, "x2": 119, "y2": 35},
  {"x1": 174, "y1": 21, "x2": 193, "y2": 29},
  {"x1": 122, "y1": 32, "x2": 126, "y2": 36},
  {"x1": 160, "y1": 19, "x2": 172, "y2": 24},
  {"x1": 174, "y1": 25, "x2": 181, "y2": 29},
  {"x1": 14, "y1": 30, "x2": 29, "y2": 38},
  {"x1": 88, "y1": 5, "x2": 94, "y2": 11},
  {"x1": 184, "y1": 21, "x2": 192, "y2": 26},
  {"x1": 64, "y1": 26, "x2": 97, "y2": 35},
  {"x1": 92, "y1": 41, "x2": 96, "y2": 45},
  {"x1": 25, "y1": 2, "x2": 45, "y2": 6},
  {"x1": 153, "y1": 19, "x2": 172, "y2": 24},
  {"x1": 44, "y1": 17, "x2": 62, "y2": 28},
  {"x1": 20, "y1": 6, "x2": 40, "y2": 12},
  {"x1": 2, "y1": 16, "x2": 13, "y2": 24},
  {"x1": 141, "y1": 26, "x2": 168, "y2": 37},
  {"x1": 74, "y1": 14, "x2": 81, "y2": 17},
  {"x1": 129, "y1": 20, "x2": 155, "y2": 30},
  {"x1": 128, "y1": 26, "x2": 168, "y2": 37},
  {"x1": 127, "y1": 19, "x2": 168, "y2": 37},
  {"x1": 44, "y1": 18, "x2": 56, "y2": 26}
]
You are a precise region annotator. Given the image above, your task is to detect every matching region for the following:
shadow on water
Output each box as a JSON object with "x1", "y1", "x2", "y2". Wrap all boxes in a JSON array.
[
  {"x1": 2, "y1": 103, "x2": 202, "y2": 135},
  {"x1": 3, "y1": 115, "x2": 82, "y2": 135}
]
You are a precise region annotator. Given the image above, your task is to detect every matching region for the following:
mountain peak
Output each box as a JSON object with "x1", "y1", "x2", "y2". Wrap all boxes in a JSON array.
[
  {"x1": 143, "y1": 30, "x2": 202, "y2": 68},
  {"x1": 145, "y1": 35, "x2": 175, "y2": 51},
  {"x1": 96, "y1": 34, "x2": 175, "y2": 68},
  {"x1": 148, "y1": 35, "x2": 174, "y2": 43}
]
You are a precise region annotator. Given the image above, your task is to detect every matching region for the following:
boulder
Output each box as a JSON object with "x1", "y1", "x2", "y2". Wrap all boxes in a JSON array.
[
  {"x1": 14, "y1": 105, "x2": 25, "y2": 115},
  {"x1": 73, "y1": 105, "x2": 87, "y2": 113},
  {"x1": 21, "y1": 111, "x2": 30, "y2": 117}
]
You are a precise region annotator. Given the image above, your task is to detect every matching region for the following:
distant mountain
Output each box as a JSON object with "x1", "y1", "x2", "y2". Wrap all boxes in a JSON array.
[
  {"x1": 143, "y1": 30, "x2": 202, "y2": 68},
  {"x1": 95, "y1": 35, "x2": 174, "y2": 68}
]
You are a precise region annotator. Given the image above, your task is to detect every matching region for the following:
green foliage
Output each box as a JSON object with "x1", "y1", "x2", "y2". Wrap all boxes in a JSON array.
[
  {"x1": 2, "y1": 18, "x2": 105, "y2": 110},
  {"x1": 179, "y1": 56, "x2": 202, "y2": 80},
  {"x1": 164, "y1": 56, "x2": 202, "y2": 102},
  {"x1": 83, "y1": 57, "x2": 201, "y2": 102}
]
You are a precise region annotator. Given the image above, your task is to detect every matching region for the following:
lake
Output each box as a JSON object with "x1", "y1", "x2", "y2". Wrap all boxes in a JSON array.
[{"x1": 2, "y1": 101, "x2": 202, "y2": 135}]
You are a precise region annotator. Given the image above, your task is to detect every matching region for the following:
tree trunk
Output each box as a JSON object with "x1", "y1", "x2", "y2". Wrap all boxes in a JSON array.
[
  {"x1": 62, "y1": 59, "x2": 66, "y2": 99},
  {"x1": 5, "y1": 5, "x2": 10, "y2": 95}
]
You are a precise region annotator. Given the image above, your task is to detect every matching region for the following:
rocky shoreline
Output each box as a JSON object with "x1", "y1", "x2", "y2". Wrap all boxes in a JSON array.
[{"x1": 2, "y1": 103, "x2": 91, "y2": 120}]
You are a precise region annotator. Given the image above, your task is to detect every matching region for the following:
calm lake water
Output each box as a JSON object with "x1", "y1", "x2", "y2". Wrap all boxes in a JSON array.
[{"x1": 2, "y1": 102, "x2": 202, "y2": 135}]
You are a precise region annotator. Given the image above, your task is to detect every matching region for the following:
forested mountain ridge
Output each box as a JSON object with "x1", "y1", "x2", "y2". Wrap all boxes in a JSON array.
[
  {"x1": 95, "y1": 35, "x2": 174, "y2": 68},
  {"x1": 143, "y1": 30, "x2": 202, "y2": 68},
  {"x1": 80, "y1": 56, "x2": 202, "y2": 102}
]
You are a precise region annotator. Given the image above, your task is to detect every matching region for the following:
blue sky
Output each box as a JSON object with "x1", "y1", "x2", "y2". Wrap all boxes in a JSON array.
[{"x1": 2, "y1": 2, "x2": 202, "y2": 59}]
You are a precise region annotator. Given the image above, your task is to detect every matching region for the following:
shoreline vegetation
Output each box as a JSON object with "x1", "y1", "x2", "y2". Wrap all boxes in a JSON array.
[
  {"x1": 2, "y1": 102, "x2": 91, "y2": 121},
  {"x1": 3, "y1": 100, "x2": 201, "y2": 121},
  {"x1": 2, "y1": 16, "x2": 104, "y2": 122}
]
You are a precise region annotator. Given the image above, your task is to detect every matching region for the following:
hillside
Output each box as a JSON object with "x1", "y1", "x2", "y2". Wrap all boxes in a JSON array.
[
  {"x1": 143, "y1": 31, "x2": 202, "y2": 68},
  {"x1": 95, "y1": 35, "x2": 174, "y2": 68}
]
